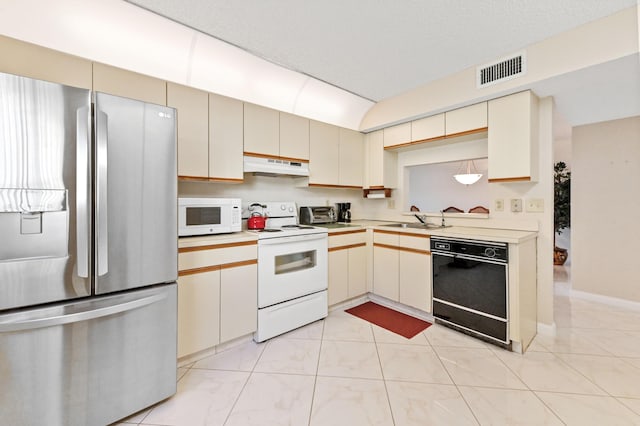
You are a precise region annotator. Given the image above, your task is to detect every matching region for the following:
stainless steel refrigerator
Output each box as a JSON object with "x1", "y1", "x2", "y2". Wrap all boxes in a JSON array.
[{"x1": 0, "y1": 72, "x2": 178, "y2": 425}]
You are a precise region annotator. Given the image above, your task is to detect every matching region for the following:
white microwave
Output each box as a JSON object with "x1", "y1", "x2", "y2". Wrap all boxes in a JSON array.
[{"x1": 178, "y1": 197, "x2": 242, "y2": 236}]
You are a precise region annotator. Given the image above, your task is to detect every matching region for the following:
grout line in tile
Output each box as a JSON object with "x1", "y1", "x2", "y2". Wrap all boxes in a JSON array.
[
  {"x1": 371, "y1": 321, "x2": 397, "y2": 426},
  {"x1": 307, "y1": 318, "x2": 325, "y2": 426}
]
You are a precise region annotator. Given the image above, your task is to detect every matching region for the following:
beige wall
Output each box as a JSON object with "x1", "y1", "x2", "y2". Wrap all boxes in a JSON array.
[
  {"x1": 572, "y1": 116, "x2": 640, "y2": 302},
  {"x1": 360, "y1": 6, "x2": 639, "y2": 131}
]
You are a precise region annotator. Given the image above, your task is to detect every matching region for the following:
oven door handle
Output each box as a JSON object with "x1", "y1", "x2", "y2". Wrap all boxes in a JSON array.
[
  {"x1": 452, "y1": 252, "x2": 507, "y2": 265},
  {"x1": 258, "y1": 233, "x2": 327, "y2": 245}
]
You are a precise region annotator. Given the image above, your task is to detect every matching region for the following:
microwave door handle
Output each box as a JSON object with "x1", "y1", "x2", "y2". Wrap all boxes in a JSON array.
[
  {"x1": 76, "y1": 106, "x2": 91, "y2": 278},
  {"x1": 96, "y1": 110, "x2": 108, "y2": 276}
]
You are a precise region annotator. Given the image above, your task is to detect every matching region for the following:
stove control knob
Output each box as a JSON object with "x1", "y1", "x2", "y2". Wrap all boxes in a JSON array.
[
  {"x1": 289, "y1": 207, "x2": 294, "y2": 212},
  {"x1": 484, "y1": 248, "x2": 497, "y2": 258},
  {"x1": 281, "y1": 204, "x2": 286, "y2": 210}
]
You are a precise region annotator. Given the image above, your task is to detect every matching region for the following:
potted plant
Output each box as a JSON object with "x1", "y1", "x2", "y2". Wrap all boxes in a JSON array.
[{"x1": 554, "y1": 161, "x2": 571, "y2": 265}]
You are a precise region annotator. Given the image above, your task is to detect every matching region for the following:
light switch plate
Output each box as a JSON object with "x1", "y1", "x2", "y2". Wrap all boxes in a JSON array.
[
  {"x1": 494, "y1": 199, "x2": 504, "y2": 212},
  {"x1": 387, "y1": 199, "x2": 395, "y2": 209},
  {"x1": 511, "y1": 198, "x2": 522, "y2": 212},
  {"x1": 526, "y1": 198, "x2": 544, "y2": 212}
]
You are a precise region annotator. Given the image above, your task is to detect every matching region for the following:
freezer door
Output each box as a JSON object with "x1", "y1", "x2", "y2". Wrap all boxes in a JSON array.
[
  {"x1": 0, "y1": 283, "x2": 177, "y2": 426},
  {"x1": 0, "y1": 72, "x2": 92, "y2": 310},
  {"x1": 94, "y1": 93, "x2": 177, "y2": 294}
]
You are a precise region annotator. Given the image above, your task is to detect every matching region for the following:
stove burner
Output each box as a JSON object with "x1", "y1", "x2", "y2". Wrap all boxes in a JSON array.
[{"x1": 281, "y1": 225, "x2": 315, "y2": 230}]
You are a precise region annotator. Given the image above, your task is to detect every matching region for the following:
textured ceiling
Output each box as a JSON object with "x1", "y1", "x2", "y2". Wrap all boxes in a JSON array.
[{"x1": 125, "y1": 0, "x2": 637, "y2": 102}]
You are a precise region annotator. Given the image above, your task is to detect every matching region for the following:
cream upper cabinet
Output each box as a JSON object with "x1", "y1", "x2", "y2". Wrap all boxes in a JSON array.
[
  {"x1": 0, "y1": 35, "x2": 92, "y2": 89},
  {"x1": 365, "y1": 130, "x2": 397, "y2": 189},
  {"x1": 445, "y1": 102, "x2": 487, "y2": 136},
  {"x1": 488, "y1": 91, "x2": 539, "y2": 183},
  {"x1": 210, "y1": 94, "x2": 244, "y2": 181},
  {"x1": 280, "y1": 112, "x2": 310, "y2": 160},
  {"x1": 309, "y1": 120, "x2": 340, "y2": 186},
  {"x1": 383, "y1": 122, "x2": 411, "y2": 148},
  {"x1": 411, "y1": 114, "x2": 445, "y2": 142},
  {"x1": 339, "y1": 128, "x2": 364, "y2": 187},
  {"x1": 243, "y1": 103, "x2": 279, "y2": 157},
  {"x1": 93, "y1": 63, "x2": 166, "y2": 105},
  {"x1": 167, "y1": 83, "x2": 209, "y2": 179}
]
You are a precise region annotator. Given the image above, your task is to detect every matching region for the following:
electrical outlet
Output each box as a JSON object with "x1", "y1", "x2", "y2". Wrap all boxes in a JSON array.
[
  {"x1": 387, "y1": 199, "x2": 395, "y2": 209},
  {"x1": 494, "y1": 199, "x2": 504, "y2": 212},
  {"x1": 510, "y1": 198, "x2": 522, "y2": 212},
  {"x1": 526, "y1": 198, "x2": 544, "y2": 213}
]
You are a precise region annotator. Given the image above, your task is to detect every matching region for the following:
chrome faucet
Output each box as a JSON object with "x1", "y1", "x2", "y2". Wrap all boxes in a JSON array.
[
  {"x1": 440, "y1": 210, "x2": 446, "y2": 227},
  {"x1": 414, "y1": 214, "x2": 427, "y2": 225}
]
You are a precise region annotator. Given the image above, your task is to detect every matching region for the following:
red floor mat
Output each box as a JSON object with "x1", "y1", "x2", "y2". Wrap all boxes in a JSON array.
[{"x1": 345, "y1": 301, "x2": 431, "y2": 339}]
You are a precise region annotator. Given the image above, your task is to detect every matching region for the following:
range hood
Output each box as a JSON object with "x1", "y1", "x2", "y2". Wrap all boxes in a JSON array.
[{"x1": 243, "y1": 156, "x2": 310, "y2": 177}]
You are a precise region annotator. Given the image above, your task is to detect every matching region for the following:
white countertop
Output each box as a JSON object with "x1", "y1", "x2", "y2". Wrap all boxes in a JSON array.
[
  {"x1": 178, "y1": 231, "x2": 258, "y2": 248},
  {"x1": 178, "y1": 221, "x2": 537, "y2": 246}
]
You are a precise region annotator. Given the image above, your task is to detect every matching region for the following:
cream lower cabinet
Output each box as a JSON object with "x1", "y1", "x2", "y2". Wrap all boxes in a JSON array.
[
  {"x1": 398, "y1": 234, "x2": 431, "y2": 312},
  {"x1": 177, "y1": 240, "x2": 258, "y2": 359},
  {"x1": 220, "y1": 263, "x2": 258, "y2": 342},
  {"x1": 177, "y1": 270, "x2": 221, "y2": 358},
  {"x1": 373, "y1": 231, "x2": 400, "y2": 301},
  {"x1": 328, "y1": 230, "x2": 367, "y2": 305},
  {"x1": 373, "y1": 230, "x2": 431, "y2": 312}
]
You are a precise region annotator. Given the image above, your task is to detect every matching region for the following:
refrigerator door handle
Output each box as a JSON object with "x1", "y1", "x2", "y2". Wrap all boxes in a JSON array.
[
  {"x1": 0, "y1": 292, "x2": 167, "y2": 332},
  {"x1": 76, "y1": 106, "x2": 91, "y2": 278},
  {"x1": 96, "y1": 110, "x2": 109, "y2": 276}
]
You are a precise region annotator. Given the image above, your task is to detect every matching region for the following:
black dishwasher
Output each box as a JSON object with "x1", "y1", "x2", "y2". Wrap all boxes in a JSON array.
[{"x1": 431, "y1": 237, "x2": 509, "y2": 345}]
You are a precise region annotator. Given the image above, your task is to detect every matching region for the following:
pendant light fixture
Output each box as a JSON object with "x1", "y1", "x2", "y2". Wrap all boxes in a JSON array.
[{"x1": 454, "y1": 160, "x2": 483, "y2": 185}]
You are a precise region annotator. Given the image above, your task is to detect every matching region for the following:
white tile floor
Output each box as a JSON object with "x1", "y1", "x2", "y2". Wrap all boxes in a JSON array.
[{"x1": 117, "y1": 265, "x2": 640, "y2": 425}]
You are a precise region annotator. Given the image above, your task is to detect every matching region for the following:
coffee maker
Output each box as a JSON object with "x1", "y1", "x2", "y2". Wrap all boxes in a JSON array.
[{"x1": 336, "y1": 202, "x2": 351, "y2": 223}]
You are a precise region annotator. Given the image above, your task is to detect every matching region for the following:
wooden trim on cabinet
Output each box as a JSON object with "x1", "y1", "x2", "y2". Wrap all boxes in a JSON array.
[
  {"x1": 398, "y1": 247, "x2": 431, "y2": 255},
  {"x1": 374, "y1": 229, "x2": 431, "y2": 238},
  {"x1": 219, "y1": 259, "x2": 258, "y2": 270},
  {"x1": 444, "y1": 127, "x2": 488, "y2": 139},
  {"x1": 178, "y1": 265, "x2": 221, "y2": 276},
  {"x1": 328, "y1": 242, "x2": 366, "y2": 252},
  {"x1": 178, "y1": 259, "x2": 257, "y2": 276},
  {"x1": 328, "y1": 229, "x2": 366, "y2": 236},
  {"x1": 308, "y1": 183, "x2": 363, "y2": 189},
  {"x1": 363, "y1": 188, "x2": 392, "y2": 198},
  {"x1": 243, "y1": 151, "x2": 309, "y2": 163},
  {"x1": 488, "y1": 176, "x2": 532, "y2": 183},
  {"x1": 373, "y1": 242, "x2": 399, "y2": 250},
  {"x1": 382, "y1": 127, "x2": 487, "y2": 152},
  {"x1": 178, "y1": 240, "x2": 257, "y2": 253},
  {"x1": 373, "y1": 243, "x2": 430, "y2": 255}
]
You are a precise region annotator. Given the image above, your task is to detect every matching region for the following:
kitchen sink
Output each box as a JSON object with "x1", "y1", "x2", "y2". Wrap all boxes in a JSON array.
[
  {"x1": 317, "y1": 223, "x2": 361, "y2": 229},
  {"x1": 381, "y1": 223, "x2": 451, "y2": 229}
]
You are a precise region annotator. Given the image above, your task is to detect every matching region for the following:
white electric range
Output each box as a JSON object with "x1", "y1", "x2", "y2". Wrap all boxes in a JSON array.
[{"x1": 245, "y1": 202, "x2": 328, "y2": 342}]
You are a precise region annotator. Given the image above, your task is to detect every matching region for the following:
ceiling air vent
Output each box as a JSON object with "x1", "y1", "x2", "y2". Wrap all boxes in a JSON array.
[{"x1": 477, "y1": 51, "x2": 526, "y2": 88}]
